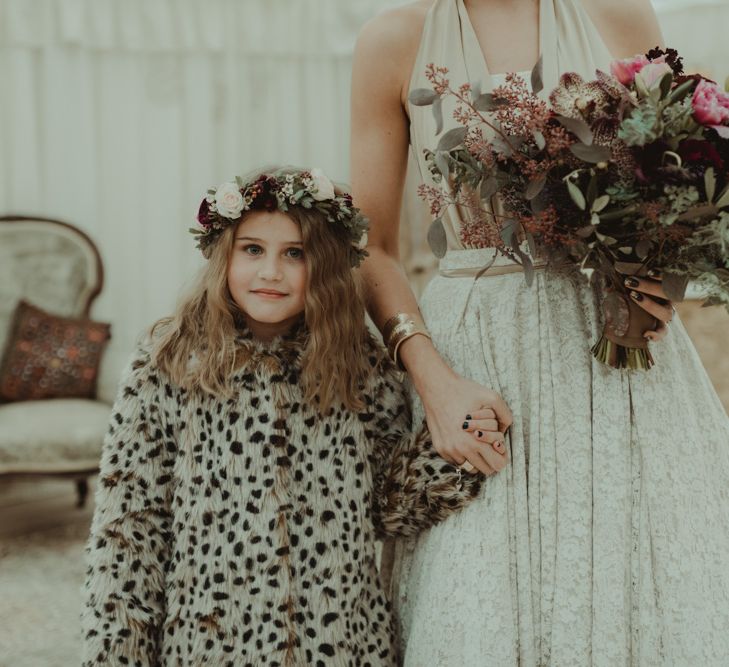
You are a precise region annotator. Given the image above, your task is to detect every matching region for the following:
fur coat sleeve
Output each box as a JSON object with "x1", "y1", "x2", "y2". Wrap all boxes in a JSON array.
[
  {"x1": 367, "y1": 356, "x2": 484, "y2": 538},
  {"x1": 80, "y1": 345, "x2": 177, "y2": 666}
]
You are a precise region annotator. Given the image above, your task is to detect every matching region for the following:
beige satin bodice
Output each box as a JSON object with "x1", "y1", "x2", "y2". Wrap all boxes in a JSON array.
[{"x1": 407, "y1": 0, "x2": 614, "y2": 252}]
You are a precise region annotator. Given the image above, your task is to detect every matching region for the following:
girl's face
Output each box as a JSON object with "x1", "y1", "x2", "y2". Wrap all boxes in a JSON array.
[{"x1": 227, "y1": 211, "x2": 307, "y2": 341}]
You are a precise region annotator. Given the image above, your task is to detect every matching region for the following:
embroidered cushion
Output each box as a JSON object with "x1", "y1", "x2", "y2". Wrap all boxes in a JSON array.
[{"x1": 0, "y1": 300, "x2": 111, "y2": 402}]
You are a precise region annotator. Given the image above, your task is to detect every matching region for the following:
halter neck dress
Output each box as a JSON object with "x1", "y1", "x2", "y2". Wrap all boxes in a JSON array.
[{"x1": 388, "y1": 1, "x2": 729, "y2": 665}]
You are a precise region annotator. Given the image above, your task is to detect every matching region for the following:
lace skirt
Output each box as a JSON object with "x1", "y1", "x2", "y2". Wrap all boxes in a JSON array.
[{"x1": 389, "y1": 249, "x2": 729, "y2": 666}]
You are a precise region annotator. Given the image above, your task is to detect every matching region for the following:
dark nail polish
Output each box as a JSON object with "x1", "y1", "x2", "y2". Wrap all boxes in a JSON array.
[
  {"x1": 624, "y1": 277, "x2": 639, "y2": 288},
  {"x1": 462, "y1": 421, "x2": 469, "y2": 429},
  {"x1": 647, "y1": 269, "x2": 661, "y2": 279},
  {"x1": 465, "y1": 414, "x2": 472, "y2": 420},
  {"x1": 477, "y1": 431, "x2": 483, "y2": 437},
  {"x1": 631, "y1": 290, "x2": 643, "y2": 302}
]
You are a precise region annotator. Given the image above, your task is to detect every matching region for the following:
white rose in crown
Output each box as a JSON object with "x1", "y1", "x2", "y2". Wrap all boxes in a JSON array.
[
  {"x1": 309, "y1": 168, "x2": 335, "y2": 201},
  {"x1": 357, "y1": 230, "x2": 369, "y2": 250},
  {"x1": 215, "y1": 182, "x2": 245, "y2": 219}
]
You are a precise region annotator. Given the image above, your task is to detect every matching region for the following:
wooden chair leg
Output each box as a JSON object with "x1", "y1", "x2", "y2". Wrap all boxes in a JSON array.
[{"x1": 76, "y1": 478, "x2": 89, "y2": 508}]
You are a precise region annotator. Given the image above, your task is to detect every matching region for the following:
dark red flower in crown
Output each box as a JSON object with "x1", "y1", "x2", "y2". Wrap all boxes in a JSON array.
[{"x1": 197, "y1": 198, "x2": 212, "y2": 227}]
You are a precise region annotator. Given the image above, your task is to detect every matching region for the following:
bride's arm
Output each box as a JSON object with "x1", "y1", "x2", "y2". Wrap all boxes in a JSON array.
[{"x1": 350, "y1": 6, "x2": 511, "y2": 477}]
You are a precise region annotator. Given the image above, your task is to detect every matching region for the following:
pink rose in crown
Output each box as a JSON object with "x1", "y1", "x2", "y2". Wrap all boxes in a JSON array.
[
  {"x1": 610, "y1": 54, "x2": 650, "y2": 86},
  {"x1": 692, "y1": 79, "x2": 729, "y2": 138}
]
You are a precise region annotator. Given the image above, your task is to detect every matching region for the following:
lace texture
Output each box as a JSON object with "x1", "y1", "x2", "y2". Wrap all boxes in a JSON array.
[{"x1": 390, "y1": 265, "x2": 729, "y2": 666}]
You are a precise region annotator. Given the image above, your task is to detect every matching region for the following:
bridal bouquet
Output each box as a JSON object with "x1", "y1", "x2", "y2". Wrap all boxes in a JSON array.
[{"x1": 411, "y1": 48, "x2": 729, "y2": 370}]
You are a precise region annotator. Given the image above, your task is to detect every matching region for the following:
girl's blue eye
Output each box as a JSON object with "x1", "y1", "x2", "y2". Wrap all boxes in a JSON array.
[
  {"x1": 286, "y1": 247, "x2": 303, "y2": 259},
  {"x1": 243, "y1": 244, "x2": 263, "y2": 255}
]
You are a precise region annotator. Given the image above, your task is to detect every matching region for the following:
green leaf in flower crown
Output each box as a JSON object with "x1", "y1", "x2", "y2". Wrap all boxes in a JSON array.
[
  {"x1": 662, "y1": 272, "x2": 689, "y2": 302},
  {"x1": 567, "y1": 180, "x2": 587, "y2": 210},
  {"x1": 491, "y1": 136, "x2": 514, "y2": 157},
  {"x1": 555, "y1": 115, "x2": 594, "y2": 145},
  {"x1": 526, "y1": 232, "x2": 537, "y2": 259},
  {"x1": 480, "y1": 176, "x2": 501, "y2": 199},
  {"x1": 525, "y1": 173, "x2": 547, "y2": 200},
  {"x1": 570, "y1": 142, "x2": 612, "y2": 163},
  {"x1": 530, "y1": 56, "x2": 544, "y2": 95},
  {"x1": 409, "y1": 88, "x2": 438, "y2": 106},
  {"x1": 437, "y1": 127, "x2": 468, "y2": 151},
  {"x1": 432, "y1": 96, "x2": 444, "y2": 135},
  {"x1": 705, "y1": 167, "x2": 716, "y2": 203},
  {"x1": 474, "y1": 93, "x2": 506, "y2": 111},
  {"x1": 427, "y1": 217, "x2": 448, "y2": 258},
  {"x1": 521, "y1": 252, "x2": 535, "y2": 286}
]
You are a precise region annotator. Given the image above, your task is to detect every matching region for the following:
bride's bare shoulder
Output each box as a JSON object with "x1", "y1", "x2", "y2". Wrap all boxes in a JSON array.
[
  {"x1": 582, "y1": 0, "x2": 664, "y2": 57},
  {"x1": 354, "y1": 1, "x2": 432, "y2": 66}
]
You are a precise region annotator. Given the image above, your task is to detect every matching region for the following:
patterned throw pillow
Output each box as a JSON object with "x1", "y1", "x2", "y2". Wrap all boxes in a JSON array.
[{"x1": 0, "y1": 300, "x2": 111, "y2": 402}]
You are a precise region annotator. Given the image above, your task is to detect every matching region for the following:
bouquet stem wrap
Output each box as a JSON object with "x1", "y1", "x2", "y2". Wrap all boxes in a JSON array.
[{"x1": 591, "y1": 262, "x2": 658, "y2": 371}]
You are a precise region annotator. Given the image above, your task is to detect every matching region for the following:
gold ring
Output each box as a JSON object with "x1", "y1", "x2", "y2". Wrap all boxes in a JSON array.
[{"x1": 460, "y1": 460, "x2": 475, "y2": 473}]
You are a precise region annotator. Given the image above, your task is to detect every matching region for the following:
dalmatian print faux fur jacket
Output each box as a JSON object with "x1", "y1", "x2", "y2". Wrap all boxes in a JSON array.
[{"x1": 81, "y1": 325, "x2": 483, "y2": 667}]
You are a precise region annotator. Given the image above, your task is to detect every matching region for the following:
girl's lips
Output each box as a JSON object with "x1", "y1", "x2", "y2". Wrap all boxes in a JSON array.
[{"x1": 251, "y1": 289, "x2": 287, "y2": 298}]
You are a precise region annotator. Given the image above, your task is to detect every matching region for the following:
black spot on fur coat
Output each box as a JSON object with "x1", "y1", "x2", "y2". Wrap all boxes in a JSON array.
[{"x1": 81, "y1": 326, "x2": 483, "y2": 666}]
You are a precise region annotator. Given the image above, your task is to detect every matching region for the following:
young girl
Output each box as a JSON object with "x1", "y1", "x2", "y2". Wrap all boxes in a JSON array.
[{"x1": 80, "y1": 167, "x2": 494, "y2": 666}]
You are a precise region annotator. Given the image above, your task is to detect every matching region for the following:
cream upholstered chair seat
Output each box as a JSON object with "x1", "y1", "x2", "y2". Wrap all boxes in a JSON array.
[{"x1": 0, "y1": 216, "x2": 110, "y2": 506}]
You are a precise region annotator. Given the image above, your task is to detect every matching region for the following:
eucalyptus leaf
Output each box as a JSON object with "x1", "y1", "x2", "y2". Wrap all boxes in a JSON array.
[
  {"x1": 409, "y1": 88, "x2": 438, "y2": 106},
  {"x1": 592, "y1": 194, "x2": 611, "y2": 213},
  {"x1": 669, "y1": 79, "x2": 695, "y2": 104},
  {"x1": 530, "y1": 56, "x2": 544, "y2": 95},
  {"x1": 474, "y1": 93, "x2": 505, "y2": 112},
  {"x1": 435, "y1": 152, "x2": 450, "y2": 180},
  {"x1": 491, "y1": 136, "x2": 514, "y2": 157},
  {"x1": 525, "y1": 173, "x2": 547, "y2": 200},
  {"x1": 659, "y1": 71, "x2": 673, "y2": 100},
  {"x1": 662, "y1": 272, "x2": 689, "y2": 302},
  {"x1": 526, "y1": 232, "x2": 537, "y2": 258},
  {"x1": 533, "y1": 130, "x2": 546, "y2": 151},
  {"x1": 480, "y1": 176, "x2": 501, "y2": 199},
  {"x1": 716, "y1": 185, "x2": 729, "y2": 209},
  {"x1": 427, "y1": 218, "x2": 448, "y2": 258},
  {"x1": 567, "y1": 180, "x2": 587, "y2": 211},
  {"x1": 432, "y1": 96, "x2": 444, "y2": 135},
  {"x1": 556, "y1": 115, "x2": 594, "y2": 144},
  {"x1": 437, "y1": 127, "x2": 468, "y2": 151},
  {"x1": 500, "y1": 218, "x2": 518, "y2": 246},
  {"x1": 522, "y1": 253, "x2": 535, "y2": 287},
  {"x1": 570, "y1": 142, "x2": 612, "y2": 163},
  {"x1": 636, "y1": 238, "x2": 652, "y2": 258},
  {"x1": 705, "y1": 167, "x2": 716, "y2": 203},
  {"x1": 576, "y1": 224, "x2": 597, "y2": 238}
]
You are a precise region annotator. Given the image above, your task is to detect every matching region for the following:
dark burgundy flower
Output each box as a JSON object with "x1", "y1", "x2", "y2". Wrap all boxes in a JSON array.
[
  {"x1": 678, "y1": 139, "x2": 725, "y2": 171},
  {"x1": 197, "y1": 199, "x2": 212, "y2": 227},
  {"x1": 645, "y1": 47, "x2": 684, "y2": 76}
]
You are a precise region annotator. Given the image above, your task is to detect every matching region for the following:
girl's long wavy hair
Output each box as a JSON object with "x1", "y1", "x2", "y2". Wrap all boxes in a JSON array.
[{"x1": 150, "y1": 167, "x2": 371, "y2": 413}]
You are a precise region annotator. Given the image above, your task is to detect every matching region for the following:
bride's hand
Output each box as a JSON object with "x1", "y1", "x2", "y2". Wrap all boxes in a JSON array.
[
  {"x1": 623, "y1": 272, "x2": 675, "y2": 342},
  {"x1": 421, "y1": 373, "x2": 512, "y2": 477}
]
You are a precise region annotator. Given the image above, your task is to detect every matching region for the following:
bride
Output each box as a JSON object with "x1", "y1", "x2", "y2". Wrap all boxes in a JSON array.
[{"x1": 351, "y1": 0, "x2": 729, "y2": 664}]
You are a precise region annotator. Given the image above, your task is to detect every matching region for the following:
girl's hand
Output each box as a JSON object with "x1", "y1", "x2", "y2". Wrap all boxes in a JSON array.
[
  {"x1": 462, "y1": 408, "x2": 508, "y2": 456},
  {"x1": 623, "y1": 273, "x2": 675, "y2": 342},
  {"x1": 421, "y1": 372, "x2": 512, "y2": 477}
]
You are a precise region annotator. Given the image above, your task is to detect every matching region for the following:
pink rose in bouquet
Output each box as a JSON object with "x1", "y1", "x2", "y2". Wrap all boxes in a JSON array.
[
  {"x1": 610, "y1": 55, "x2": 650, "y2": 86},
  {"x1": 692, "y1": 80, "x2": 729, "y2": 137}
]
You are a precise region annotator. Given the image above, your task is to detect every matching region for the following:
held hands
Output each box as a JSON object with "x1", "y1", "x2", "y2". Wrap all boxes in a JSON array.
[
  {"x1": 423, "y1": 373, "x2": 512, "y2": 477},
  {"x1": 623, "y1": 270, "x2": 675, "y2": 342}
]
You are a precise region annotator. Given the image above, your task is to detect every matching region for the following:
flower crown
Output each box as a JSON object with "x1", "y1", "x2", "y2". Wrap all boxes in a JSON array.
[{"x1": 191, "y1": 168, "x2": 369, "y2": 266}]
